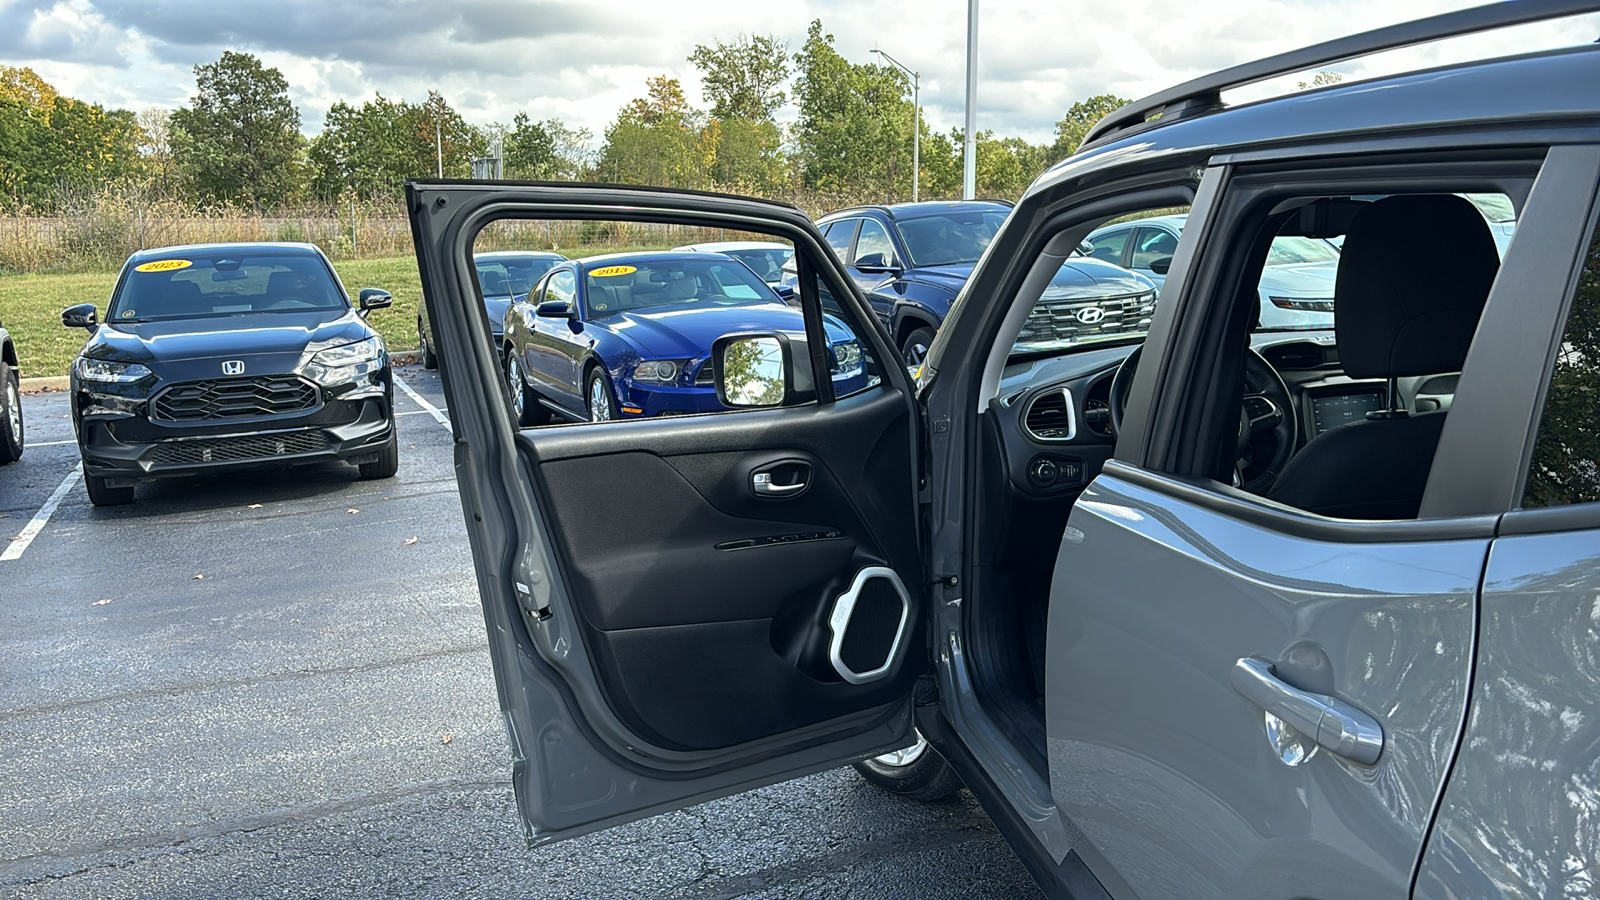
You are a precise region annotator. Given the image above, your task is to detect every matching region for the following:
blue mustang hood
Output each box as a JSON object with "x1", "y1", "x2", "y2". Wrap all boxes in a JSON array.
[
  {"x1": 597, "y1": 301, "x2": 821, "y2": 358},
  {"x1": 85, "y1": 309, "x2": 373, "y2": 365}
]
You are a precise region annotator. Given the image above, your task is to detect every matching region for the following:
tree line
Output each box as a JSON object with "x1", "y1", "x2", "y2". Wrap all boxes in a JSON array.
[{"x1": 0, "y1": 22, "x2": 1133, "y2": 212}]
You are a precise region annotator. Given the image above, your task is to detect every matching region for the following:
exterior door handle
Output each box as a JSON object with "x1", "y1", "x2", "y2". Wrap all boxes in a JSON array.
[
  {"x1": 752, "y1": 471, "x2": 807, "y2": 496},
  {"x1": 1231, "y1": 657, "x2": 1384, "y2": 765}
]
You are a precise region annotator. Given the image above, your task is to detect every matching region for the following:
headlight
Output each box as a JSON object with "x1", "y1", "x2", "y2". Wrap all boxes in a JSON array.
[
  {"x1": 1269, "y1": 296, "x2": 1334, "y2": 312},
  {"x1": 831, "y1": 341, "x2": 864, "y2": 377},
  {"x1": 313, "y1": 337, "x2": 382, "y2": 368},
  {"x1": 76, "y1": 357, "x2": 152, "y2": 383},
  {"x1": 632, "y1": 359, "x2": 687, "y2": 383}
]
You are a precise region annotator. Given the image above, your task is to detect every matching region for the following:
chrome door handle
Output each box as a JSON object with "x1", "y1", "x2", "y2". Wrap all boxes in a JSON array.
[
  {"x1": 752, "y1": 471, "x2": 806, "y2": 496},
  {"x1": 1231, "y1": 657, "x2": 1384, "y2": 765}
]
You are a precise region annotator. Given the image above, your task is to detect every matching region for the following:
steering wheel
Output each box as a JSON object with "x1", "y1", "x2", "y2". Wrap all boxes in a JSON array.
[{"x1": 1109, "y1": 344, "x2": 1298, "y2": 492}]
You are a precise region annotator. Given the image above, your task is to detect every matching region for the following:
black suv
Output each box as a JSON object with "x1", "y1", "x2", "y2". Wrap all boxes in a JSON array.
[
  {"x1": 408, "y1": 4, "x2": 1600, "y2": 898},
  {"x1": 812, "y1": 201, "x2": 1155, "y2": 367}
]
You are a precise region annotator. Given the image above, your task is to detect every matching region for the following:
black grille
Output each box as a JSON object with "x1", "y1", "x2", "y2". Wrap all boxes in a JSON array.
[
  {"x1": 152, "y1": 376, "x2": 319, "y2": 422},
  {"x1": 1025, "y1": 391, "x2": 1072, "y2": 438},
  {"x1": 695, "y1": 363, "x2": 716, "y2": 385},
  {"x1": 1015, "y1": 291, "x2": 1157, "y2": 346},
  {"x1": 147, "y1": 430, "x2": 333, "y2": 466}
]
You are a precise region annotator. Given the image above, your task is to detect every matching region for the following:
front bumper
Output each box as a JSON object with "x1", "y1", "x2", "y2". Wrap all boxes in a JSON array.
[{"x1": 73, "y1": 366, "x2": 394, "y2": 484}]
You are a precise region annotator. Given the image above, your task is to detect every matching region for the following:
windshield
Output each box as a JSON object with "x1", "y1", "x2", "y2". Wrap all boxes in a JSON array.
[
  {"x1": 723, "y1": 248, "x2": 793, "y2": 283},
  {"x1": 110, "y1": 252, "x2": 347, "y2": 323},
  {"x1": 583, "y1": 257, "x2": 780, "y2": 315},
  {"x1": 893, "y1": 211, "x2": 1009, "y2": 267},
  {"x1": 1265, "y1": 236, "x2": 1341, "y2": 266},
  {"x1": 477, "y1": 256, "x2": 560, "y2": 297}
]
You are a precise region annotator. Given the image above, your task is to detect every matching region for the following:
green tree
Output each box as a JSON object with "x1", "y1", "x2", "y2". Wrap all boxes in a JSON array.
[
  {"x1": 307, "y1": 90, "x2": 485, "y2": 199},
  {"x1": 596, "y1": 76, "x2": 706, "y2": 188},
  {"x1": 503, "y1": 113, "x2": 591, "y2": 181},
  {"x1": 688, "y1": 35, "x2": 789, "y2": 121},
  {"x1": 0, "y1": 70, "x2": 143, "y2": 209},
  {"x1": 793, "y1": 20, "x2": 914, "y2": 199},
  {"x1": 1047, "y1": 93, "x2": 1130, "y2": 162},
  {"x1": 170, "y1": 51, "x2": 305, "y2": 207},
  {"x1": 0, "y1": 66, "x2": 58, "y2": 110},
  {"x1": 1295, "y1": 71, "x2": 1343, "y2": 90}
]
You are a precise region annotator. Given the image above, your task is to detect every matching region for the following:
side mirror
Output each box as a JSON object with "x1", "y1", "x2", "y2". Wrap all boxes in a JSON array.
[
  {"x1": 1148, "y1": 257, "x2": 1173, "y2": 275},
  {"x1": 712, "y1": 332, "x2": 815, "y2": 408},
  {"x1": 854, "y1": 253, "x2": 900, "y2": 274},
  {"x1": 1077, "y1": 240, "x2": 1095, "y2": 257},
  {"x1": 63, "y1": 303, "x2": 98, "y2": 329},
  {"x1": 358, "y1": 288, "x2": 393, "y2": 311},
  {"x1": 773, "y1": 284, "x2": 797, "y2": 302},
  {"x1": 535, "y1": 300, "x2": 574, "y2": 318}
]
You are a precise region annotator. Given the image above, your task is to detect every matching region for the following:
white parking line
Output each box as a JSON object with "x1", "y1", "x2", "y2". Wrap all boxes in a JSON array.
[
  {"x1": 2, "y1": 462, "x2": 82, "y2": 562},
  {"x1": 395, "y1": 379, "x2": 451, "y2": 431},
  {"x1": 29, "y1": 439, "x2": 77, "y2": 447}
]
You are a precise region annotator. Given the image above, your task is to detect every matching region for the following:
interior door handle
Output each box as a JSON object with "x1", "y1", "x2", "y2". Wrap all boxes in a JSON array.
[
  {"x1": 1231, "y1": 657, "x2": 1384, "y2": 765},
  {"x1": 752, "y1": 471, "x2": 807, "y2": 496}
]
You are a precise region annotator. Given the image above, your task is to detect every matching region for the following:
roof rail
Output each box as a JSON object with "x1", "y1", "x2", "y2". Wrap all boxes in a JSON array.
[{"x1": 1082, "y1": 0, "x2": 1600, "y2": 148}]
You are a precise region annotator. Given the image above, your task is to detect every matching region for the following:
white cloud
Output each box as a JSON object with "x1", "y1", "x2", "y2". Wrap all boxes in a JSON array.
[{"x1": 2, "y1": 0, "x2": 1597, "y2": 148}]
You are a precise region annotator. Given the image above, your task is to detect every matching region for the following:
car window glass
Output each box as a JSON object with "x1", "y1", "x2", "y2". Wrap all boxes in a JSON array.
[
  {"x1": 724, "y1": 248, "x2": 793, "y2": 283},
  {"x1": 583, "y1": 258, "x2": 778, "y2": 315},
  {"x1": 853, "y1": 220, "x2": 897, "y2": 268},
  {"x1": 893, "y1": 210, "x2": 1008, "y2": 267},
  {"x1": 1129, "y1": 228, "x2": 1179, "y2": 270},
  {"x1": 1523, "y1": 214, "x2": 1600, "y2": 508},
  {"x1": 813, "y1": 273, "x2": 883, "y2": 399},
  {"x1": 477, "y1": 257, "x2": 560, "y2": 297},
  {"x1": 1086, "y1": 230, "x2": 1129, "y2": 265},
  {"x1": 825, "y1": 220, "x2": 859, "y2": 260},
  {"x1": 109, "y1": 252, "x2": 347, "y2": 322}
]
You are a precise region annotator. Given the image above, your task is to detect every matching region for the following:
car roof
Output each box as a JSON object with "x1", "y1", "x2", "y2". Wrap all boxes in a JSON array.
[
  {"x1": 1093, "y1": 215, "x2": 1188, "y2": 234},
  {"x1": 1030, "y1": 44, "x2": 1600, "y2": 201},
  {"x1": 574, "y1": 250, "x2": 727, "y2": 268},
  {"x1": 126, "y1": 242, "x2": 325, "y2": 265},
  {"x1": 474, "y1": 251, "x2": 566, "y2": 262},
  {"x1": 818, "y1": 200, "x2": 1012, "y2": 223}
]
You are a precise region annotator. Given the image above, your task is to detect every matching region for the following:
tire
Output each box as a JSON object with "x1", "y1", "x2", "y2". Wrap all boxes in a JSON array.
[
  {"x1": 504, "y1": 349, "x2": 549, "y2": 427},
  {"x1": 0, "y1": 365, "x2": 22, "y2": 464},
  {"x1": 84, "y1": 473, "x2": 135, "y2": 506},
  {"x1": 418, "y1": 318, "x2": 439, "y2": 370},
  {"x1": 852, "y1": 731, "x2": 964, "y2": 802},
  {"x1": 585, "y1": 367, "x2": 616, "y2": 423},
  {"x1": 900, "y1": 326, "x2": 937, "y2": 369},
  {"x1": 359, "y1": 428, "x2": 400, "y2": 479}
]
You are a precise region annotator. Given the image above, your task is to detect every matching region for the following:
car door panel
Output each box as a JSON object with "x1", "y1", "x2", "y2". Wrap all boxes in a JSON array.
[
  {"x1": 407, "y1": 180, "x2": 923, "y2": 844},
  {"x1": 1046, "y1": 467, "x2": 1485, "y2": 899}
]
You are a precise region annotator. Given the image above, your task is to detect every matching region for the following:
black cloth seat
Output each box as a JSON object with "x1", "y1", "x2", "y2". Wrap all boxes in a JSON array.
[{"x1": 1267, "y1": 194, "x2": 1500, "y2": 519}]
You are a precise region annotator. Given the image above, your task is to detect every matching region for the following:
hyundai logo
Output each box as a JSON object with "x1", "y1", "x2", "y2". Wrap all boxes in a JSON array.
[
  {"x1": 221, "y1": 360, "x2": 245, "y2": 376},
  {"x1": 1075, "y1": 307, "x2": 1106, "y2": 325}
]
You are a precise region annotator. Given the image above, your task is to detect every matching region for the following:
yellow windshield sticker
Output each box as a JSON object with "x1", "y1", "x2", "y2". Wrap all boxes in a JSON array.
[
  {"x1": 134, "y1": 259, "x2": 192, "y2": 273},
  {"x1": 589, "y1": 265, "x2": 636, "y2": 278}
]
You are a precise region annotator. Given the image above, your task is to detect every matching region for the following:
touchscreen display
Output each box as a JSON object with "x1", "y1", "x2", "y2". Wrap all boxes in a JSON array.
[{"x1": 1311, "y1": 392, "x2": 1383, "y2": 435}]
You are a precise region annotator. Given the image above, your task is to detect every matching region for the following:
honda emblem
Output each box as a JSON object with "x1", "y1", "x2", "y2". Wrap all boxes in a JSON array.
[{"x1": 221, "y1": 360, "x2": 245, "y2": 375}]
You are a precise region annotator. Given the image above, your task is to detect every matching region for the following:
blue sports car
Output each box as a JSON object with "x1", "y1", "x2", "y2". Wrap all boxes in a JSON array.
[{"x1": 500, "y1": 251, "x2": 870, "y2": 423}]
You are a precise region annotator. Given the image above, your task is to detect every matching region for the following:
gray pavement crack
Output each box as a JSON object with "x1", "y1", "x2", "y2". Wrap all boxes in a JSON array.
[{"x1": 0, "y1": 644, "x2": 487, "y2": 723}]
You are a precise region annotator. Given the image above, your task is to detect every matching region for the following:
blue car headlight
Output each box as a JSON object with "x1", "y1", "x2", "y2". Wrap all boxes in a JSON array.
[
  {"x1": 76, "y1": 357, "x2": 153, "y2": 384},
  {"x1": 830, "y1": 341, "x2": 864, "y2": 378},
  {"x1": 632, "y1": 359, "x2": 689, "y2": 384}
]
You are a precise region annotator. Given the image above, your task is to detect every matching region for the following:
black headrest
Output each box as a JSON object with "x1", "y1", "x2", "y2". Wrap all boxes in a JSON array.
[{"x1": 1334, "y1": 194, "x2": 1499, "y2": 379}]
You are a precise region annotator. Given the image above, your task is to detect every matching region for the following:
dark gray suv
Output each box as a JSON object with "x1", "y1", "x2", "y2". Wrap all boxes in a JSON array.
[{"x1": 408, "y1": 4, "x2": 1600, "y2": 897}]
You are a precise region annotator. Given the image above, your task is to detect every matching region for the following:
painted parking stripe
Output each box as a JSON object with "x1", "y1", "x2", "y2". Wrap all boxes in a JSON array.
[
  {"x1": 28, "y1": 439, "x2": 77, "y2": 447},
  {"x1": 395, "y1": 379, "x2": 451, "y2": 431},
  {"x1": 2, "y1": 462, "x2": 82, "y2": 562}
]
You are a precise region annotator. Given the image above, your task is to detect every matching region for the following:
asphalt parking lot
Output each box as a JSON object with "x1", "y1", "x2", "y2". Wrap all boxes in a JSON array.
[{"x1": 0, "y1": 365, "x2": 1041, "y2": 900}]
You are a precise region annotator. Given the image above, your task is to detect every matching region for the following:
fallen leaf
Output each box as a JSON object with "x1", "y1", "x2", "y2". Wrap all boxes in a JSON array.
[
  {"x1": 403, "y1": 536, "x2": 419, "y2": 545},
  {"x1": 441, "y1": 734, "x2": 453, "y2": 745},
  {"x1": 91, "y1": 598, "x2": 113, "y2": 606},
  {"x1": 346, "y1": 508, "x2": 359, "y2": 515},
  {"x1": 247, "y1": 503, "x2": 263, "y2": 510},
  {"x1": 0, "y1": 513, "x2": 11, "y2": 518},
  {"x1": 193, "y1": 574, "x2": 204, "y2": 580}
]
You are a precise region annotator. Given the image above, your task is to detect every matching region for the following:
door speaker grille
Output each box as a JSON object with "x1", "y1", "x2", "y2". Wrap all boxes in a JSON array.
[{"x1": 828, "y1": 567, "x2": 910, "y2": 684}]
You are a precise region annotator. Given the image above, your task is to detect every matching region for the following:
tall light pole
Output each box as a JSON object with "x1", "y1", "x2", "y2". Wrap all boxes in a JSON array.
[
  {"x1": 872, "y1": 48, "x2": 920, "y2": 203},
  {"x1": 963, "y1": 0, "x2": 978, "y2": 200}
]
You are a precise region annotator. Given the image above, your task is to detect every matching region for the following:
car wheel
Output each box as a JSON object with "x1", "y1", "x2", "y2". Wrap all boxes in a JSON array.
[
  {"x1": 0, "y1": 365, "x2": 23, "y2": 464},
  {"x1": 418, "y1": 319, "x2": 439, "y2": 370},
  {"x1": 851, "y1": 730, "x2": 964, "y2": 802},
  {"x1": 504, "y1": 350, "x2": 548, "y2": 427},
  {"x1": 900, "y1": 326, "x2": 937, "y2": 369},
  {"x1": 358, "y1": 428, "x2": 399, "y2": 479},
  {"x1": 84, "y1": 473, "x2": 135, "y2": 506},
  {"x1": 585, "y1": 367, "x2": 616, "y2": 423}
]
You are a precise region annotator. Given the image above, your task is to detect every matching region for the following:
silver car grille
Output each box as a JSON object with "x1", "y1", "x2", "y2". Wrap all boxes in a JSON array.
[{"x1": 1015, "y1": 290, "x2": 1157, "y2": 346}]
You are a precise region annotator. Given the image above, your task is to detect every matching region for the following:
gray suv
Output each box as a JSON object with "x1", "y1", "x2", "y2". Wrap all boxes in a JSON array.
[{"x1": 407, "y1": 3, "x2": 1600, "y2": 897}]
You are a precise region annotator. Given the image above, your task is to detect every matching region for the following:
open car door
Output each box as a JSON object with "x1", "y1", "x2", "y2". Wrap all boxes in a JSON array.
[{"x1": 405, "y1": 182, "x2": 927, "y2": 844}]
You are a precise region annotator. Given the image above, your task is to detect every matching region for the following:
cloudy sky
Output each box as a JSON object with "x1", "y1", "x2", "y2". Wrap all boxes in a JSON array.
[{"x1": 2, "y1": 0, "x2": 1598, "y2": 147}]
